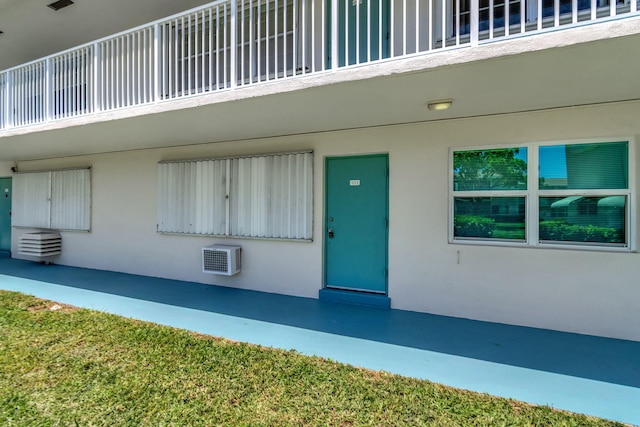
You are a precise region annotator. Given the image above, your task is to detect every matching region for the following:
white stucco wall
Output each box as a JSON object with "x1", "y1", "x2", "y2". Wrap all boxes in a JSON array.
[
  {"x1": 0, "y1": 162, "x2": 13, "y2": 176},
  {"x1": 10, "y1": 100, "x2": 640, "y2": 341}
]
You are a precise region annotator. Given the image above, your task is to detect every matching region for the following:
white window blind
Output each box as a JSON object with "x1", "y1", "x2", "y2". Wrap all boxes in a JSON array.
[
  {"x1": 157, "y1": 152, "x2": 313, "y2": 240},
  {"x1": 12, "y1": 172, "x2": 50, "y2": 228},
  {"x1": 157, "y1": 159, "x2": 228, "y2": 235},
  {"x1": 13, "y1": 169, "x2": 91, "y2": 231}
]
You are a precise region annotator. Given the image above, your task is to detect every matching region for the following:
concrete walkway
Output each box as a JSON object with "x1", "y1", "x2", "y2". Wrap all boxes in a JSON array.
[{"x1": 0, "y1": 252, "x2": 638, "y2": 425}]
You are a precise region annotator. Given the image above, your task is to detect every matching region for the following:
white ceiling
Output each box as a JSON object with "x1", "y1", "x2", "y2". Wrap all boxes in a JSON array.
[{"x1": 0, "y1": 0, "x2": 213, "y2": 70}]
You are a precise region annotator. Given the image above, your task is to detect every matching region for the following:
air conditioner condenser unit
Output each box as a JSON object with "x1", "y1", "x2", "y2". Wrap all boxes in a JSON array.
[{"x1": 202, "y1": 244, "x2": 241, "y2": 276}]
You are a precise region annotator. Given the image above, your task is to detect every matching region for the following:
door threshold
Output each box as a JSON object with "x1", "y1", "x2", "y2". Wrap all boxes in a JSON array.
[{"x1": 319, "y1": 288, "x2": 390, "y2": 309}]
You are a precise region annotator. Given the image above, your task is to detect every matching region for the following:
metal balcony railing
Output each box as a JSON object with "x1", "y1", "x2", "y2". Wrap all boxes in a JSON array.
[{"x1": 0, "y1": 0, "x2": 638, "y2": 130}]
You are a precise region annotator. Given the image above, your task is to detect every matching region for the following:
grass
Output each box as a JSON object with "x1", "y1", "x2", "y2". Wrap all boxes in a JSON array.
[{"x1": 0, "y1": 290, "x2": 626, "y2": 427}]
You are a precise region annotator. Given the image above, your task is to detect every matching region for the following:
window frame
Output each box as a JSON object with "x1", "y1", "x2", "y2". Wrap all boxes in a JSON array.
[{"x1": 449, "y1": 138, "x2": 635, "y2": 251}]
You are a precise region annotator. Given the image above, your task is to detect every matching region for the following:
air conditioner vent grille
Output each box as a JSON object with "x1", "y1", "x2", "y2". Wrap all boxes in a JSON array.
[
  {"x1": 203, "y1": 249, "x2": 228, "y2": 273},
  {"x1": 202, "y1": 244, "x2": 241, "y2": 276}
]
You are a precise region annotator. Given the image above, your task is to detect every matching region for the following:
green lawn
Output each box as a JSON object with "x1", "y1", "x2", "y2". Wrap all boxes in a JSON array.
[{"x1": 0, "y1": 291, "x2": 625, "y2": 426}]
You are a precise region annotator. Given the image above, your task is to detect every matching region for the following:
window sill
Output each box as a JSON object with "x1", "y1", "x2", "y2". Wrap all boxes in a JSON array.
[
  {"x1": 450, "y1": 238, "x2": 635, "y2": 253},
  {"x1": 157, "y1": 231, "x2": 313, "y2": 243}
]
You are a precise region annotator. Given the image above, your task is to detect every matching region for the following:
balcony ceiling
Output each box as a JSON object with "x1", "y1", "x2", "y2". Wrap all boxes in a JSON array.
[{"x1": 0, "y1": 0, "x2": 213, "y2": 70}]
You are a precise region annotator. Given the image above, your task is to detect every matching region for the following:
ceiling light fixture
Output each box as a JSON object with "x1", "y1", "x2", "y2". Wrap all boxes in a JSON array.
[
  {"x1": 47, "y1": 0, "x2": 74, "y2": 11},
  {"x1": 427, "y1": 99, "x2": 453, "y2": 111}
]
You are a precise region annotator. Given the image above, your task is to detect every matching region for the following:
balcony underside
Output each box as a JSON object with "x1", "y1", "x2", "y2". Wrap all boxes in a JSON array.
[{"x1": 1, "y1": 19, "x2": 639, "y2": 161}]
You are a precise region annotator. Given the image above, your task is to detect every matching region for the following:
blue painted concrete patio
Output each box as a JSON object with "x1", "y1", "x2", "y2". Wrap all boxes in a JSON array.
[{"x1": 0, "y1": 251, "x2": 638, "y2": 425}]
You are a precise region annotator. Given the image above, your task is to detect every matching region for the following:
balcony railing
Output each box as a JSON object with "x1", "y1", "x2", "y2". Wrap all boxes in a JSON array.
[{"x1": 1, "y1": 0, "x2": 638, "y2": 130}]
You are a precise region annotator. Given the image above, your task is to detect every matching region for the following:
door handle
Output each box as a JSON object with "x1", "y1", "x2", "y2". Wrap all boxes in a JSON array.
[{"x1": 328, "y1": 228, "x2": 334, "y2": 238}]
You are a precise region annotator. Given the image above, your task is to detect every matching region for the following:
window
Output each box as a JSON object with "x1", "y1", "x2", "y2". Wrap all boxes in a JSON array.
[
  {"x1": 12, "y1": 168, "x2": 91, "y2": 231},
  {"x1": 538, "y1": 141, "x2": 628, "y2": 246},
  {"x1": 451, "y1": 140, "x2": 632, "y2": 249},
  {"x1": 157, "y1": 151, "x2": 313, "y2": 240},
  {"x1": 456, "y1": 0, "x2": 630, "y2": 36},
  {"x1": 453, "y1": 147, "x2": 528, "y2": 242}
]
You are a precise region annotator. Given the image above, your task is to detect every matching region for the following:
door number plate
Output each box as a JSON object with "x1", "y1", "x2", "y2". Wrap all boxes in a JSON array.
[{"x1": 349, "y1": 180, "x2": 361, "y2": 186}]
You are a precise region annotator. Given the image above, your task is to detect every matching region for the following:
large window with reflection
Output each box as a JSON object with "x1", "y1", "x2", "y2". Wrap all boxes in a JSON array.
[
  {"x1": 453, "y1": 147, "x2": 528, "y2": 242},
  {"x1": 538, "y1": 141, "x2": 628, "y2": 246},
  {"x1": 451, "y1": 140, "x2": 632, "y2": 249}
]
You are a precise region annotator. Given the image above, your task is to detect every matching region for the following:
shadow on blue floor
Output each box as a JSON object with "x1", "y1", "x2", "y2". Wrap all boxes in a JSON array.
[{"x1": 1, "y1": 252, "x2": 639, "y2": 389}]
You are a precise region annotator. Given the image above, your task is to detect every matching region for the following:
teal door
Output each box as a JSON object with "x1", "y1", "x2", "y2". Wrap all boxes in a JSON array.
[
  {"x1": 325, "y1": 155, "x2": 388, "y2": 293},
  {"x1": 325, "y1": 0, "x2": 391, "y2": 68},
  {"x1": 0, "y1": 178, "x2": 11, "y2": 252}
]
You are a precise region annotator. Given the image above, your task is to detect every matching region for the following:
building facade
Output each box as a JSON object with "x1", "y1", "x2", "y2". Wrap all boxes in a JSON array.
[{"x1": 1, "y1": 0, "x2": 639, "y2": 341}]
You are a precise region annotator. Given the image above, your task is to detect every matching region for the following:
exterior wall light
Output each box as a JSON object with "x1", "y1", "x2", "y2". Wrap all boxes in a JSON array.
[{"x1": 427, "y1": 99, "x2": 453, "y2": 111}]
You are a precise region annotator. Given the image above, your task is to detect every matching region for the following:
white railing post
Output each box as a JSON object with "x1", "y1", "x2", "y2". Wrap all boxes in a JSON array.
[
  {"x1": 6, "y1": 72, "x2": 13, "y2": 128},
  {"x1": 331, "y1": 0, "x2": 338, "y2": 69},
  {"x1": 93, "y1": 42, "x2": 100, "y2": 113},
  {"x1": 230, "y1": 0, "x2": 237, "y2": 88},
  {"x1": 470, "y1": 0, "x2": 479, "y2": 46},
  {"x1": 154, "y1": 23, "x2": 160, "y2": 102},
  {"x1": 45, "y1": 58, "x2": 51, "y2": 122}
]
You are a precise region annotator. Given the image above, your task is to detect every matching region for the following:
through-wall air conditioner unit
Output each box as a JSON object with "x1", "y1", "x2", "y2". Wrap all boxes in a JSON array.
[
  {"x1": 202, "y1": 244, "x2": 241, "y2": 276},
  {"x1": 19, "y1": 231, "x2": 62, "y2": 263}
]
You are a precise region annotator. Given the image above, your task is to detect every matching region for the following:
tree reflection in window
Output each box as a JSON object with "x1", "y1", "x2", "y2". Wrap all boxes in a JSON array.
[{"x1": 454, "y1": 147, "x2": 527, "y2": 191}]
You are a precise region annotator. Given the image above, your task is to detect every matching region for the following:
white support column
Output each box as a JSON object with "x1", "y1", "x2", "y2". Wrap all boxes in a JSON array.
[
  {"x1": 470, "y1": 0, "x2": 479, "y2": 45},
  {"x1": 331, "y1": 0, "x2": 338, "y2": 69},
  {"x1": 230, "y1": 0, "x2": 237, "y2": 88}
]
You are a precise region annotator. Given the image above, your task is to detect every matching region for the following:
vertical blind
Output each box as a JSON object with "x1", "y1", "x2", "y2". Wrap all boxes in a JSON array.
[
  {"x1": 12, "y1": 169, "x2": 91, "y2": 231},
  {"x1": 12, "y1": 172, "x2": 51, "y2": 228},
  {"x1": 157, "y1": 152, "x2": 313, "y2": 240}
]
